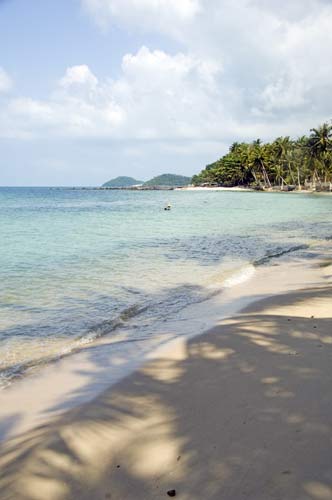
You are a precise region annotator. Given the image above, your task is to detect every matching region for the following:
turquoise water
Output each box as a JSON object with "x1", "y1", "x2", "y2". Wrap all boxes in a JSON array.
[{"x1": 1, "y1": 187, "x2": 332, "y2": 388}]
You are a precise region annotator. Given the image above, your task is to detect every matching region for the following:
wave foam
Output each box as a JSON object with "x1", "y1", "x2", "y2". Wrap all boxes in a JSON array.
[{"x1": 223, "y1": 265, "x2": 256, "y2": 288}]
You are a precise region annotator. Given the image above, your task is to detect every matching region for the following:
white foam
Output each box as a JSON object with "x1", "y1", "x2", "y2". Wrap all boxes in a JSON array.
[{"x1": 222, "y1": 264, "x2": 256, "y2": 287}]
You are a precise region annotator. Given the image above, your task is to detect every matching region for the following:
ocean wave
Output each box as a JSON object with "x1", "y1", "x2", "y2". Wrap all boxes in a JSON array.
[
  {"x1": 254, "y1": 244, "x2": 309, "y2": 265},
  {"x1": 0, "y1": 242, "x2": 317, "y2": 390}
]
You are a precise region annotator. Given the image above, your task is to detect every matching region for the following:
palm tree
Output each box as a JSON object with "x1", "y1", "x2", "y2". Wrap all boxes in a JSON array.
[
  {"x1": 308, "y1": 123, "x2": 332, "y2": 183},
  {"x1": 249, "y1": 139, "x2": 272, "y2": 188},
  {"x1": 273, "y1": 136, "x2": 296, "y2": 185},
  {"x1": 238, "y1": 143, "x2": 256, "y2": 185},
  {"x1": 309, "y1": 123, "x2": 332, "y2": 154},
  {"x1": 294, "y1": 136, "x2": 310, "y2": 189},
  {"x1": 229, "y1": 142, "x2": 240, "y2": 153},
  {"x1": 191, "y1": 120, "x2": 332, "y2": 189}
]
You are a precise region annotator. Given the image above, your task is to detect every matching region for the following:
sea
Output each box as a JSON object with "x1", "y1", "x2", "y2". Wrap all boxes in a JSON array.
[{"x1": 1, "y1": 187, "x2": 332, "y2": 389}]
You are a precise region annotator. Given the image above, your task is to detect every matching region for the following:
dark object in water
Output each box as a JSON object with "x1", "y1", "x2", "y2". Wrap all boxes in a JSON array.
[{"x1": 167, "y1": 490, "x2": 176, "y2": 497}]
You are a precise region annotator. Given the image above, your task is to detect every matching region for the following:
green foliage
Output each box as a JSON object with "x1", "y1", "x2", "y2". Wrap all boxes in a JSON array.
[
  {"x1": 143, "y1": 174, "x2": 191, "y2": 187},
  {"x1": 102, "y1": 176, "x2": 143, "y2": 187},
  {"x1": 193, "y1": 122, "x2": 332, "y2": 188}
]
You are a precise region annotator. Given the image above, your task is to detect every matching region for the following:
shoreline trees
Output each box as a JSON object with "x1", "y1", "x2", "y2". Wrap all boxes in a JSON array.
[{"x1": 192, "y1": 122, "x2": 332, "y2": 189}]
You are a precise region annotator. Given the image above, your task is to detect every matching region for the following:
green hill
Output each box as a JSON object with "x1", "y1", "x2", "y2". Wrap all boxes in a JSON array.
[
  {"x1": 102, "y1": 176, "x2": 143, "y2": 188},
  {"x1": 144, "y1": 174, "x2": 191, "y2": 187}
]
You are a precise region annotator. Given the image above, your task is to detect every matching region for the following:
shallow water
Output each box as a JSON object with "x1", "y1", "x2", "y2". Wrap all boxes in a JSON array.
[{"x1": 1, "y1": 187, "x2": 331, "y2": 388}]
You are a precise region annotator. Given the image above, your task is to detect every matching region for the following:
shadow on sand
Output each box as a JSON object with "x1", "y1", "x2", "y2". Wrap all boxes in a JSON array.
[{"x1": 1, "y1": 286, "x2": 332, "y2": 499}]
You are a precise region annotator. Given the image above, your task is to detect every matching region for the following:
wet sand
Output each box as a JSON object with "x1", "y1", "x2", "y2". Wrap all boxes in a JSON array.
[{"x1": 1, "y1": 254, "x2": 332, "y2": 499}]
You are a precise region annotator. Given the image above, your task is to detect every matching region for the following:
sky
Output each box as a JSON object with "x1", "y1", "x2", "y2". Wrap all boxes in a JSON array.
[{"x1": 1, "y1": 0, "x2": 332, "y2": 186}]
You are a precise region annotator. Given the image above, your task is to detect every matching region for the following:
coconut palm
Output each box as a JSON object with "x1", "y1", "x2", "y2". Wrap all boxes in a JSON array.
[
  {"x1": 273, "y1": 136, "x2": 296, "y2": 185},
  {"x1": 309, "y1": 123, "x2": 332, "y2": 155},
  {"x1": 308, "y1": 123, "x2": 332, "y2": 182},
  {"x1": 191, "y1": 121, "x2": 332, "y2": 189},
  {"x1": 249, "y1": 140, "x2": 272, "y2": 188}
]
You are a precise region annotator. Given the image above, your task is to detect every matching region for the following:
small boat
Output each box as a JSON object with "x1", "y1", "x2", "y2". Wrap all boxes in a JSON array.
[{"x1": 164, "y1": 202, "x2": 172, "y2": 211}]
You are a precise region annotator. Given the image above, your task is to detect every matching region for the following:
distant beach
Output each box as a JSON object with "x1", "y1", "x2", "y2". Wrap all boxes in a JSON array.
[
  {"x1": 176, "y1": 185, "x2": 253, "y2": 191},
  {"x1": 177, "y1": 185, "x2": 332, "y2": 193}
]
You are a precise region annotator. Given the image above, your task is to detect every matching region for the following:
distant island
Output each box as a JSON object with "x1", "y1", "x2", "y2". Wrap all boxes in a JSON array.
[
  {"x1": 101, "y1": 173, "x2": 191, "y2": 190},
  {"x1": 102, "y1": 176, "x2": 143, "y2": 188},
  {"x1": 143, "y1": 174, "x2": 191, "y2": 187}
]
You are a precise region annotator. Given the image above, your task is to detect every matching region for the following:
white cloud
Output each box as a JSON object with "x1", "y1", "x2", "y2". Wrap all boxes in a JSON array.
[
  {"x1": 59, "y1": 65, "x2": 98, "y2": 89},
  {"x1": 2, "y1": 1, "x2": 332, "y2": 146},
  {"x1": 81, "y1": 0, "x2": 200, "y2": 34},
  {"x1": 0, "y1": 67, "x2": 12, "y2": 92},
  {"x1": 258, "y1": 71, "x2": 308, "y2": 113},
  {"x1": 0, "y1": 48, "x2": 223, "y2": 140},
  {"x1": 249, "y1": 0, "x2": 330, "y2": 22},
  {"x1": 76, "y1": 0, "x2": 332, "y2": 142}
]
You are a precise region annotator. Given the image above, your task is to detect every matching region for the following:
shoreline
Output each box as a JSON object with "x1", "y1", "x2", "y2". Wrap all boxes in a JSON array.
[
  {"x1": 1, "y1": 246, "x2": 332, "y2": 498},
  {"x1": 63, "y1": 184, "x2": 332, "y2": 193},
  {"x1": 177, "y1": 186, "x2": 332, "y2": 194},
  {"x1": 0, "y1": 252, "x2": 326, "y2": 442},
  {"x1": 175, "y1": 186, "x2": 253, "y2": 191}
]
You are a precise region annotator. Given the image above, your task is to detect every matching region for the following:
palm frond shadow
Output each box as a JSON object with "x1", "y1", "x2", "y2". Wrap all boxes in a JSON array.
[{"x1": 1, "y1": 285, "x2": 332, "y2": 499}]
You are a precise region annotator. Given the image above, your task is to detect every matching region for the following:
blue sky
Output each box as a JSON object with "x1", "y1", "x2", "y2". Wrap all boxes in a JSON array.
[
  {"x1": 1, "y1": 0, "x2": 332, "y2": 185},
  {"x1": 0, "y1": 1, "x2": 179, "y2": 98}
]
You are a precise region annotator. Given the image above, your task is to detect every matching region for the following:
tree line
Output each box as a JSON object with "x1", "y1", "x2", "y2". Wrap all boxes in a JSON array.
[{"x1": 192, "y1": 122, "x2": 332, "y2": 189}]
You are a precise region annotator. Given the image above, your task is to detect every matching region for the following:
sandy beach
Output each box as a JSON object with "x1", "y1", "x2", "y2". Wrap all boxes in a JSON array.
[
  {"x1": 0, "y1": 248, "x2": 332, "y2": 500},
  {"x1": 176, "y1": 186, "x2": 332, "y2": 194},
  {"x1": 175, "y1": 186, "x2": 254, "y2": 191}
]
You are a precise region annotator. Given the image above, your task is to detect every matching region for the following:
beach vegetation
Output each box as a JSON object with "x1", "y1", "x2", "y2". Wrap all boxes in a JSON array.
[{"x1": 192, "y1": 122, "x2": 332, "y2": 190}]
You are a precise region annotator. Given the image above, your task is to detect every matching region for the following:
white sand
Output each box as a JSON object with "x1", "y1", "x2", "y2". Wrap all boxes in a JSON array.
[{"x1": 175, "y1": 186, "x2": 253, "y2": 191}]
